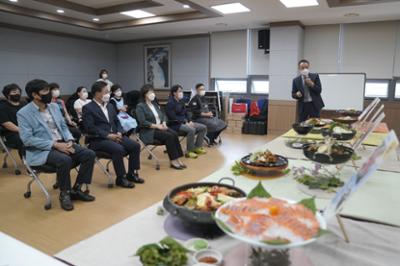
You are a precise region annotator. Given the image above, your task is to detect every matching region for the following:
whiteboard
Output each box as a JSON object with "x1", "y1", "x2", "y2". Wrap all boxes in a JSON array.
[{"x1": 319, "y1": 73, "x2": 366, "y2": 111}]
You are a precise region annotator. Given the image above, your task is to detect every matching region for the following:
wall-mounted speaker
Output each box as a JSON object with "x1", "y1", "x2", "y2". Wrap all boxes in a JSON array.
[{"x1": 258, "y1": 29, "x2": 270, "y2": 54}]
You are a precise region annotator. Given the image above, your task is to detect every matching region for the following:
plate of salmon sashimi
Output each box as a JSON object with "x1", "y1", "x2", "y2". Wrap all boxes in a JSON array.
[{"x1": 215, "y1": 197, "x2": 327, "y2": 249}]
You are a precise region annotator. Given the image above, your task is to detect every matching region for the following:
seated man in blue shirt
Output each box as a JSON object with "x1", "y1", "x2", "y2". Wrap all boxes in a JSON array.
[{"x1": 17, "y1": 79, "x2": 96, "y2": 211}]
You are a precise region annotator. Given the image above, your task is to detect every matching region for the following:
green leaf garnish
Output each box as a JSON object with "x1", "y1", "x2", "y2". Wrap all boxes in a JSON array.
[
  {"x1": 316, "y1": 228, "x2": 330, "y2": 237},
  {"x1": 262, "y1": 238, "x2": 290, "y2": 245},
  {"x1": 298, "y1": 197, "x2": 317, "y2": 214},
  {"x1": 231, "y1": 160, "x2": 250, "y2": 176},
  {"x1": 247, "y1": 182, "x2": 271, "y2": 199},
  {"x1": 351, "y1": 153, "x2": 362, "y2": 161},
  {"x1": 281, "y1": 168, "x2": 291, "y2": 175}
]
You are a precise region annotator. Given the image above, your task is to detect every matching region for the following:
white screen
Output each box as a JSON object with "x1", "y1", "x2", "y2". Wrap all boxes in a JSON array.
[{"x1": 319, "y1": 73, "x2": 365, "y2": 111}]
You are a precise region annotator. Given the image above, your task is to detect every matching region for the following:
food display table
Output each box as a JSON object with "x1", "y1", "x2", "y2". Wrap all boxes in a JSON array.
[{"x1": 56, "y1": 133, "x2": 400, "y2": 266}]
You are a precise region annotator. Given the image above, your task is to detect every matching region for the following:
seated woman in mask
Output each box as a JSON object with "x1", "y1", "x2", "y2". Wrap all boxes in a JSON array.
[
  {"x1": 189, "y1": 83, "x2": 227, "y2": 145},
  {"x1": 135, "y1": 84, "x2": 185, "y2": 170},
  {"x1": 73, "y1": 86, "x2": 91, "y2": 124},
  {"x1": 109, "y1": 84, "x2": 137, "y2": 135},
  {"x1": 49, "y1": 83, "x2": 81, "y2": 143}
]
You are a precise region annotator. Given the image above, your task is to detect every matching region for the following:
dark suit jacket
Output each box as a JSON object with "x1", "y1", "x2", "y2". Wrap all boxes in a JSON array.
[
  {"x1": 166, "y1": 96, "x2": 191, "y2": 132},
  {"x1": 135, "y1": 102, "x2": 167, "y2": 144},
  {"x1": 82, "y1": 101, "x2": 122, "y2": 142},
  {"x1": 291, "y1": 73, "x2": 325, "y2": 112}
]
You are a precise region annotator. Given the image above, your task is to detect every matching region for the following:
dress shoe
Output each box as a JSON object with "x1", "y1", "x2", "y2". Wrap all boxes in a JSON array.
[
  {"x1": 59, "y1": 191, "x2": 74, "y2": 211},
  {"x1": 116, "y1": 177, "x2": 135, "y2": 188},
  {"x1": 170, "y1": 163, "x2": 184, "y2": 170},
  {"x1": 126, "y1": 173, "x2": 145, "y2": 184},
  {"x1": 70, "y1": 189, "x2": 95, "y2": 202}
]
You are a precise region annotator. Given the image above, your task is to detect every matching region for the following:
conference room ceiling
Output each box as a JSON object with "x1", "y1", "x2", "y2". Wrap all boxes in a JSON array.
[{"x1": 0, "y1": 0, "x2": 399, "y2": 42}]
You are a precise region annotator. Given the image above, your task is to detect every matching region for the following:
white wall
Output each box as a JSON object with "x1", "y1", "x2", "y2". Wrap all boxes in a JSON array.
[
  {"x1": 304, "y1": 21, "x2": 400, "y2": 79},
  {"x1": 304, "y1": 25, "x2": 340, "y2": 73},
  {"x1": 0, "y1": 27, "x2": 117, "y2": 94},
  {"x1": 269, "y1": 25, "x2": 304, "y2": 101},
  {"x1": 117, "y1": 36, "x2": 209, "y2": 91},
  {"x1": 210, "y1": 30, "x2": 248, "y2": 78}
]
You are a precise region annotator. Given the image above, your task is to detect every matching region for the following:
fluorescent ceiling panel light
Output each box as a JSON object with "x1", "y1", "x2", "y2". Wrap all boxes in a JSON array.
[
  {"x1": 279, "y1": 0, "x2": 319, "y2": 8},
  {"x1": 92, "y1": 18, "x2": 100, "y2": 22},
  {"x1": 9, "y1": 0, "x2": 18, "y2": 3},
  {"x1": 120, "y1": 10, "x2": 155, "y2": 18},
  {"x1": 183, "y1": 4, "x2": 190, "y2": 9},
  {"x1": 57, "y1": 9, "x2": 65, "y2": 14},
  {"x1": 211, "y1": 3, "x2": 250, "y2": 14}
]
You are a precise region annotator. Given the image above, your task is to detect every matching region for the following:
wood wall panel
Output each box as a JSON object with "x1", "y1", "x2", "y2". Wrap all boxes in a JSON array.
[{"x1": 267, "y1": 100, "x2": 297, "y2": 135}]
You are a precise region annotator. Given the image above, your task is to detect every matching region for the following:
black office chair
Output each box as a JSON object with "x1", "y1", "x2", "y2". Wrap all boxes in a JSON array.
[
  {"x1": 23, "y1": 155, "x2": 80, "y2": 210},
  {"x1": 0, "y1": 126, "x2": 22, "y2": 175}
]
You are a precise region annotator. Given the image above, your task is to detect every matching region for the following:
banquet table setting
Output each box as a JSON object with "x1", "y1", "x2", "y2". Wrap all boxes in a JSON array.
[{"x1": 55, "y1": 114, "x2": 400, "y2": 266}]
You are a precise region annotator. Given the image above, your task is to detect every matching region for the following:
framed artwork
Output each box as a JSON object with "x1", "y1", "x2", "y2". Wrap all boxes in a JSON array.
[{"x1": 144, "y1": 44, "x2": 171, "y2": 89}]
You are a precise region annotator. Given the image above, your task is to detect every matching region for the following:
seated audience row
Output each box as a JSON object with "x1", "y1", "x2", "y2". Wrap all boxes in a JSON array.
[{"x1": 0, "y1": 78, "x2": 226, "y2": 211}]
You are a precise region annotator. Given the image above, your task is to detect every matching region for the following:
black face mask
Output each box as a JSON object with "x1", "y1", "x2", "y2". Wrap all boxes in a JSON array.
[
  {"x1": 39, "y1": 92, "x2": 53, "y2": 104},
  {"x1": 9, "y1": 94, "x2": 21, "y2": 103}
]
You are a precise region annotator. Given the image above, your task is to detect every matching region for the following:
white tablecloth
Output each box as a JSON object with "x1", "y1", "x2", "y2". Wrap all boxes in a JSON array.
[{"x1": 55, "y1": 135, "x2": 400, "y2": 266}]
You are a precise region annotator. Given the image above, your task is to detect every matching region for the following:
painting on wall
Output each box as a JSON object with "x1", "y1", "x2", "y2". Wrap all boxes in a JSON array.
[{"x1": 144, "y1": 44, "x2": 171, "y2": 89}]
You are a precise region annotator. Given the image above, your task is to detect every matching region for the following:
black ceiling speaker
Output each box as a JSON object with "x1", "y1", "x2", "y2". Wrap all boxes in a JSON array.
[{"x1": 258, "y1": 29, "x2": 270, "y2": 54}]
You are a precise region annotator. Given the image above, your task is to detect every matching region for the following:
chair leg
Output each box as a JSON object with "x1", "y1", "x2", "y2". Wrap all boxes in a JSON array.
[
  {"x1": 142, "y1": 145, "x2": 160, "y2": 170},
  {"x1": 23, "y1": 165, "x2": 52, "y2": 210},
  {"x1": 95, "y1": 158, "x2": 114, "y2": 188},
  {"x1": 1, "y1": 145, "x2": 21, "y2": 175},
  {"x1": 106, "y1": 160, "x2": 112, "y2": 173}
]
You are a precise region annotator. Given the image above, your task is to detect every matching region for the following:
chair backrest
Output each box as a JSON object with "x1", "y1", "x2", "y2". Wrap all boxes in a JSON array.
[{"x1": 125, "y1": 90, "x2": 141, "y2": 116}]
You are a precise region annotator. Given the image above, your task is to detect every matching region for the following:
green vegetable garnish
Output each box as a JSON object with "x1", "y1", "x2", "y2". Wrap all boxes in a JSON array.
[
  {"x1": 135, "y1": 237, "x2": 189, "y2": 266},
  {"x1": 192, "y1": 240, "x2": 208, "y2": 251},
  {"x1": 298, "y1": 197, "x2": 317, "y2": 214},
  {"x1": 247, "y1": 181, "x2": 271, "y2": 199},
  {"x1": 231, "y1": 160, "x2": 250, "y2": 175},
  {"x1": 262, "y1": 238, "x2": 291, "y2": 245}
]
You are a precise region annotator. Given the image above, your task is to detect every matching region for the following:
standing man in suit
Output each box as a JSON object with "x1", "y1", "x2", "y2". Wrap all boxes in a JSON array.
[
  {"x1": 83, "y1": 81, "x2": 143, "y2": 189},
  {"x1": 292, "y1": 59, "x2": 325, "y2": 122},
  {"x1": 17, "y1": 79, "x2": 96, "y2": 211}
]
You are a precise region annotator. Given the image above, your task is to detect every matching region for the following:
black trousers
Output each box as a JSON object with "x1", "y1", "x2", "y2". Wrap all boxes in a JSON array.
[
  {"x1": 90, "y1": 136, "x2": 141, "y2": 178},
  {"x1": 299, "y1": 102, "x2": 321, "y2": 122},
  {"x1": 46, "y1": 144, "x2": 95, "y2": 192},
  {"x1": 4, "y1": 133, "x2": 25, "y2": 158},
  {"x1": 153, "y1": 129, "x2": 183, "y2": 160},
  {"x1": 206, "y1": 125, "x2": 227, "y2": 143}
]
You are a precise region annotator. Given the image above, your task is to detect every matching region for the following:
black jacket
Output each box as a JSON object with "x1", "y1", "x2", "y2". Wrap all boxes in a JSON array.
[
  {"x1": 135, "y1": 102, "x2": 167, "y2": 144},
  {"x1": 166, "y1": 96, "x2": 191, "y2": 131},
  {"x1": 292, "y1": 73, "x2": 325, "y2": 112},
  {"x1": 188, "y1": 95, "x2": 209, "y2": 120},
  {"x1": 82, "y1": 101, "x2": 122, "y2": 141}
]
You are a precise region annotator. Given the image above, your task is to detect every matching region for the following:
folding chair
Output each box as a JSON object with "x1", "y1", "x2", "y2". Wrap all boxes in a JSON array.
[
  {"x1": 0, "y1": 126, "x2": 22, "y2": 175},
  {"x1": 133, "y1": 132, "x2": 162, "y2": 171},
  {"x1": 23, "y1": 156, "x2": 80, "y2": 210}
]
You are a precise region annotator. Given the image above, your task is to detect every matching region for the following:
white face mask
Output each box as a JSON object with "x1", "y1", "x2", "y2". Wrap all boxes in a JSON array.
[
  {"x1": 147, "y1": 92, "x2": 156, "y2": 102},
  {"x1": 114, "y1": 90, "x2": 122, "y2": 97},
  {"x1": 177, "y1": 91, "x2": 184, "y2": 100},
  {"x1": 52, "y1": 89, "x2": 60, "y2": 98},
  {"x1": 300, "y1": 68, "x2": 310, "y2": 76},
  {"x1": 102, "y1": 93, "x2": 110, "y2": 103},
  {"x1": 198, "y1": 90, "x2": 206, "y2": 96},
  {"x1": 102, "y1": 74, "x2": 108, "y2": 80},
  {"x1": 81, "y1": 91, "x2": 88, "y2": 100}
]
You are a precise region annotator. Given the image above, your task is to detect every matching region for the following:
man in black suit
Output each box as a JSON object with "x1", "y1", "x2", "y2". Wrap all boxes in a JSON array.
[
  {"x1": 83, "y1": 81, "x2": 143, "y2": 188},
  {"x1": 292, "y1": 59, "x2": 325, "y2": 122}
]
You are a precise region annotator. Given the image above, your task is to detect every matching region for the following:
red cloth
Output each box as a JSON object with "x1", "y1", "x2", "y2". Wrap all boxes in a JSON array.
[
  {"x1": 231, "y1": 103, "x2": 247, "y2": 113},
  {"x1": 250, "y1": 101, "x2": 260, "y2": 117}
]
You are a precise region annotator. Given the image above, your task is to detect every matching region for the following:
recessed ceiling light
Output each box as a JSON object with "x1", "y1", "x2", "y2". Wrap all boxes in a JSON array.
[
  {"x1": 57, "y1": 9, "x2": 65, "y2": 14},
  {"x1": 279, "y1": 0, "x2": 319, "y2": 8},
  {"x1": 344, "y1": 13, "x2": 359, "y2": 17},
  {"x1": 120, "y1": 10, "x2": 155, "y2": 18},
  {"x1": 92, "y1": 18, "x2": 100, "y2": 22},
  {"x1": 211, "y1": 3, "x2": 250, "y2": 14},
  {"x1": 183, "y1": 4, "x2": 190, "y2": 9},
  {"x1": 9, "y1": 0, "x2": 18, "y2": 3}
]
